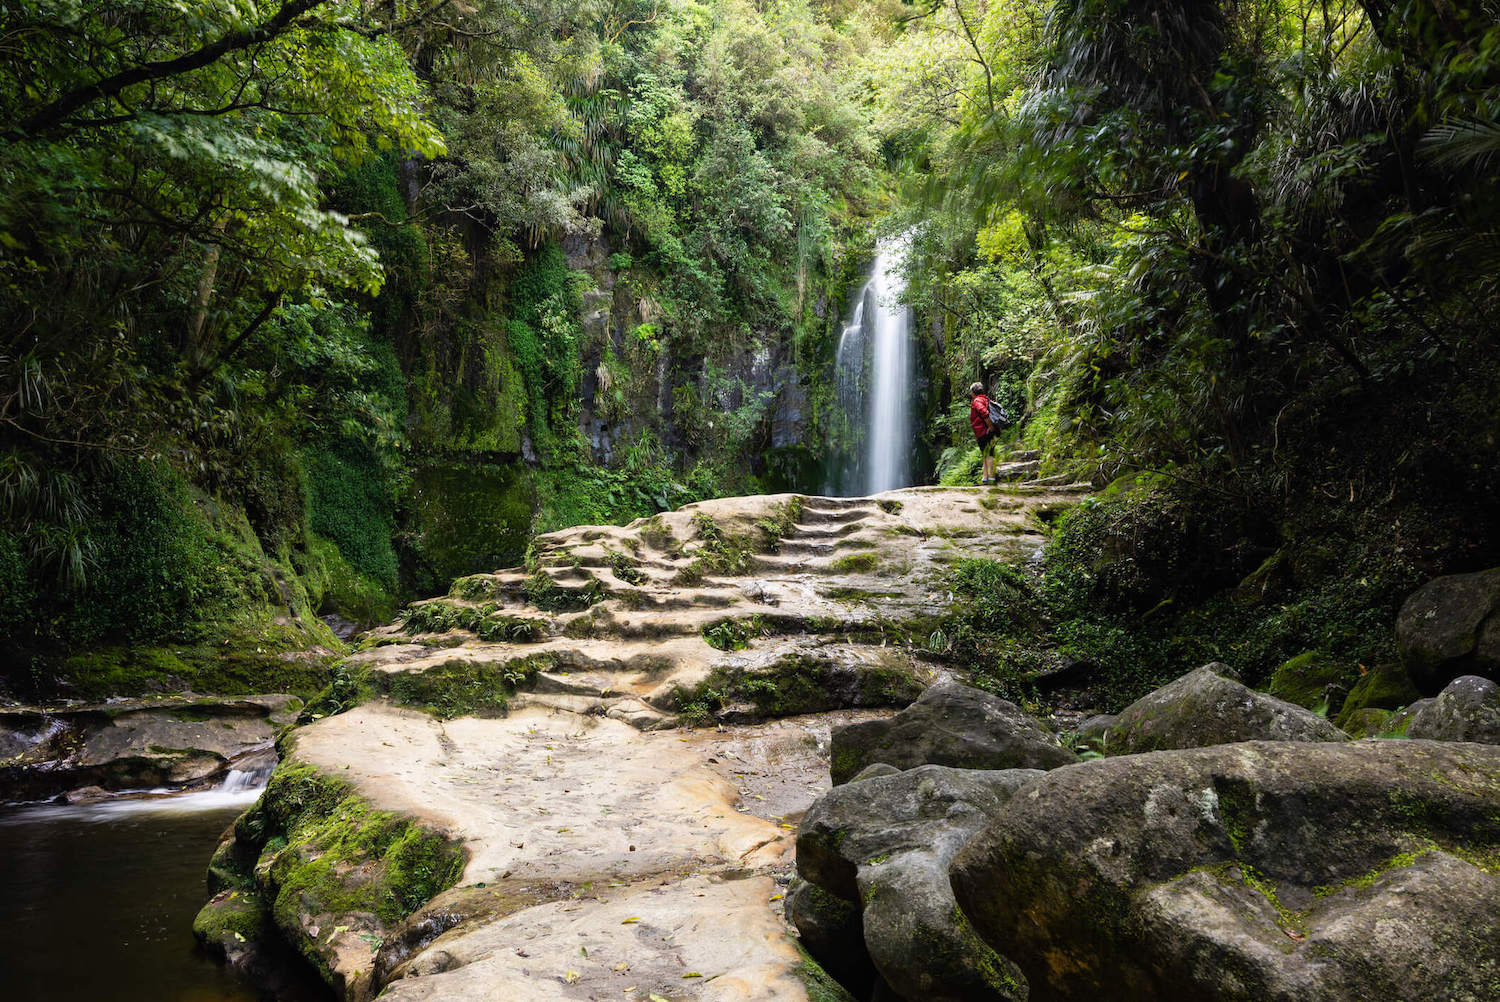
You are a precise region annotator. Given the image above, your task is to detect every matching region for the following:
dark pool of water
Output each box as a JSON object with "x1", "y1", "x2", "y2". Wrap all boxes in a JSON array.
[{"x1": 0, "y1": 788, "x2": 328, "y2": 1002}]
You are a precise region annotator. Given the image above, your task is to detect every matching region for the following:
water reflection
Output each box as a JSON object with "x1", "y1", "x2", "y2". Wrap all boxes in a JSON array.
[{"x1": 0, "y1": 784, "x2": 327, "y2": 1002}]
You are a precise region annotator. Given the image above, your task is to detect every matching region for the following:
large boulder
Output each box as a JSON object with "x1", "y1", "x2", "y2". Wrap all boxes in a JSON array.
[
  {"x1": 1396, "y1": 567, "x2": 1500, "y2": 691},
  {"x1": 797, "y1": 764, "x2": 1043, "y2": 1002},
  {"x1": 1405, "y1": 675, "x2": 1500, "y2": 744},
  {"x1": 1104, "y1": 664, "x2": 1347, "y2": 753},
  {"x1": 952, "y1": 740, "x2": 1500, "y2": 1002},
  {"x1": 828, "y1": 681, "x2": 1076, "y2": 784}
]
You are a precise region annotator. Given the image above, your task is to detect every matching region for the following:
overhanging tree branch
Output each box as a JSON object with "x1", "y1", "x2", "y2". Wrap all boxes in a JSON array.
[{"x1": 8, "y1": 0, "x2": 329, "y2": 140}]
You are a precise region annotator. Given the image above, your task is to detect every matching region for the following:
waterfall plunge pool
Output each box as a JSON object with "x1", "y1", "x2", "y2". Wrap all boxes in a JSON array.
[{"x1": 0, "y1": 776, "x2": 329, "y2": 1002}]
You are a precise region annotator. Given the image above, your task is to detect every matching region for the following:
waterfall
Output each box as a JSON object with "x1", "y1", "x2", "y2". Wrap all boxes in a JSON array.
[
  {"x1": 215, "y1": 758, "x2": 275, "y2": 795},
  {"x1": 828, "y1": 235, "x2": 916, "y2": 496}
]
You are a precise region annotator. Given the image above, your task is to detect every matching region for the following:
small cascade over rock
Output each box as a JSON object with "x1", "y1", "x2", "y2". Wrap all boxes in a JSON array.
[
  {"x1": 214, "y1": 752, "x2": 277, "y2": 795},
  {"x1": 828, "y1": 234, "x2": 916, "y2": 495}
]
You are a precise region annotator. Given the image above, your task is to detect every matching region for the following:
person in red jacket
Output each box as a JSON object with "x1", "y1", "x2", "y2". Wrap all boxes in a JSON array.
[{"x1": 969, "y1": 381, "x2": 998, "y2": 485}]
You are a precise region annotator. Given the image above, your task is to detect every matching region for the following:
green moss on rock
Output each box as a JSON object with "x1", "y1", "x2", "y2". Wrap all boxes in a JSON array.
[
  {"x1": 193, "y1": 888, "x2": 274, "y2": 956},
  {"x1": 1266, "y1": 651, "x2": 1350, "y2": 713},
  {"x1": 404, "y1": 463, "x2": 536, "y2": 597},
  {"x1": 1337, "y1": 663, "x2": 1422, "y2": 728},
  {"x1": 830, "y1": 552, "x2": 879, "y2": 574},
  {"x1": 59, "y1": 633, "x2": 336, "y2": 701},
  {"x1": 225, "y1": 761, "x2": 466, "y2": 981},
  {"x1": 795, "y1": 942, "x2": 859, "y2": 1002}
]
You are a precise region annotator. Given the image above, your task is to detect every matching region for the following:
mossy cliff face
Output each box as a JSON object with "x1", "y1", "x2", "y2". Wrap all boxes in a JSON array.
[
  {"x1": 4, "y1": 459, "x2": 346, "y2": 700},
  {"x1": 194, "y1": 758, "x2": 464, "y2": 1000}
]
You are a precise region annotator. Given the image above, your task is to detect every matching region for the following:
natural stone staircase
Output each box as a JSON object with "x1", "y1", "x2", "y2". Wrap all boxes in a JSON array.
[
  {"x1": 203, "y1": 474, "x2": 1498, "y2": 1002},
  {"x1": 346, "y1": 485, "x2": 1087, "y2": 730},
  {"x1": 212, "y1": 484, "x2": 1092, "y2": 1000}
]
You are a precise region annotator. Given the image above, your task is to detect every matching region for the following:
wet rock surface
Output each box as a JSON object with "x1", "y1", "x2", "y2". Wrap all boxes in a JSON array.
[
  {"x1": 1103, "y1": 663, "x2": 1348, "y2": 753},
  {"x1": 952, "y1": 740, "x2": 1500, "y2": 1002},
  {"x1": 828, "y1": 681, "x2": 1077, "y2": 784},
  {"x1": 0, "y1": 694, "x2": 300, "y2": 802}
]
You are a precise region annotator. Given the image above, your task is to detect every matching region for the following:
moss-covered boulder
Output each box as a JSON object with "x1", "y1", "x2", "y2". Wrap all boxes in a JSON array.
[
  {"x1": 193, "y1": 887, "x2": 275, "y2": 961},
  {"x1": 194, "y1": 759, "x2": 464, "y2": 998},
  {"x1": 1104, "y1": 664, "x2": 1347, "y2": 753},
  {"x1": 1405, "y1": 675, "x2": 1500, "y2": 744},
  {"x1": 1334, "y1": 662, "x2": 1421, "y2": 728},
  {"x1": 1339, "y1": 706, "x2": 1393, "y2": 738},
  {"x1": 1396, "y1": 566, "x2": 1500, "y2": 691},
  {"x1": 1265, "y1": 651, "x2": 1348, "y2": 715},
  {"x1": 796, "y1": 764, "x2": 1042, "y2": 1001},
  {"x1": 828, "y1": 681, "x2": 1077, "y2": 784},
  {"x1": 952, "y1": 740, "x2": 1500, "y2": 1002}
]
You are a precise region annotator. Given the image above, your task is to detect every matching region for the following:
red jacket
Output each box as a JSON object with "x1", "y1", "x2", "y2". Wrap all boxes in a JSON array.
[{"x1": 970, "y1": 395, "x2": 992, "y2": 438}]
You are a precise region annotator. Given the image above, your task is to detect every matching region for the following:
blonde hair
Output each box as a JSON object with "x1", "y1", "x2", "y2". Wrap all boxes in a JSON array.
[{"x1": 969, "y1": 381, "x2": 985, "y2": 397}]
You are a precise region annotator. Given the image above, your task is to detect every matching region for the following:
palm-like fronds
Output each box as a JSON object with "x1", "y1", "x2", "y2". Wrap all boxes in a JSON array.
[{"x1": 1421, "y1": 118, "x2": 1500, "y2": 170}]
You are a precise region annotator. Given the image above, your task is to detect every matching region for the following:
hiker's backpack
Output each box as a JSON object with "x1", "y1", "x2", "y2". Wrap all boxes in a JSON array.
[{"x1": 986, "y1": 397, "x2": 1008, "y2": 428}]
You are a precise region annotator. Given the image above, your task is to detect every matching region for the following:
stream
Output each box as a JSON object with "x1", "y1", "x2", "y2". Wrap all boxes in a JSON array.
[{"x1": 0, "y1": 774, "x2": 328, "y2": 1002}]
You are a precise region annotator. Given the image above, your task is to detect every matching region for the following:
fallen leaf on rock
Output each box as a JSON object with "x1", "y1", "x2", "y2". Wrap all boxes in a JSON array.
[
  {"x1": 621, "y1": 917, "x2": 641, "y2": 924},
  {"x1": 564, "y1": 970, "x2": 580, "y2": 984}
]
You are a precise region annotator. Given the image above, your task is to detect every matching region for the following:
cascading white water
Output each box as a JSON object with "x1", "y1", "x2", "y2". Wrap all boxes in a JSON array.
[
  {"x1": 215, "y1": 759, "x2": 275, "y2": 795},
  {"x1": 828, "y1": 235, "x2": 916, "y2": 496}
]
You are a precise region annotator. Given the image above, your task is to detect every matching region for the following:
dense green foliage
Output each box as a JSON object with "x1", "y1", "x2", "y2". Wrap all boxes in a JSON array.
[
  {"x1": 889, "y1": 0, "x2": 1500, "y2": 705},
  {"x1": 3, "y1": 0, "x2": 1497, "y2": 708},
  {"x1": 0, "y1": 0, "x2": 897, "y2": 692}
]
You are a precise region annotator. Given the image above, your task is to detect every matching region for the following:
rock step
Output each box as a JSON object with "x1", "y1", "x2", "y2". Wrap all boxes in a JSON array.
[
  {"x1": 795, "y1": 505, "x2": 883, "y2": 526},
  {"x1": 784, "y1": 521, "x2": 869, "y2": 541},
  {"x1": 1015, "y1": 479, "x2": 1093, "y2": 492},
  {"x1": 775, "y1": 538, "x2": 847, "y2": 558},
  {"x1": 596, "y1": 587, "x2": 745, "y2": 611},
  {"x1": 508, "y1": 691, "x2": 676, "y2": 730},
  {"x1": 993, "y1": 459, "x2": 1040, "y2": 482}
]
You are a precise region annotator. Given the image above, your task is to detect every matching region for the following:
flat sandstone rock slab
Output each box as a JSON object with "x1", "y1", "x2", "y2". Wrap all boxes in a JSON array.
[
  {"x1": 381, "y1": 875, "x2": 809, "y2": 1001},
  {"x1": 288, "y1": 702, "x2": 791, "y2": 887}
]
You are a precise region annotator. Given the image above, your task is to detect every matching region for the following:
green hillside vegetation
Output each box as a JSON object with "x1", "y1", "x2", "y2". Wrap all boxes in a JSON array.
[
  {"x1": 2, "y1": 0, "x2": 1497, "y2": 706},
  {"x1": 0, "y1": 0, "x2": 898, "y2": 693}
]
